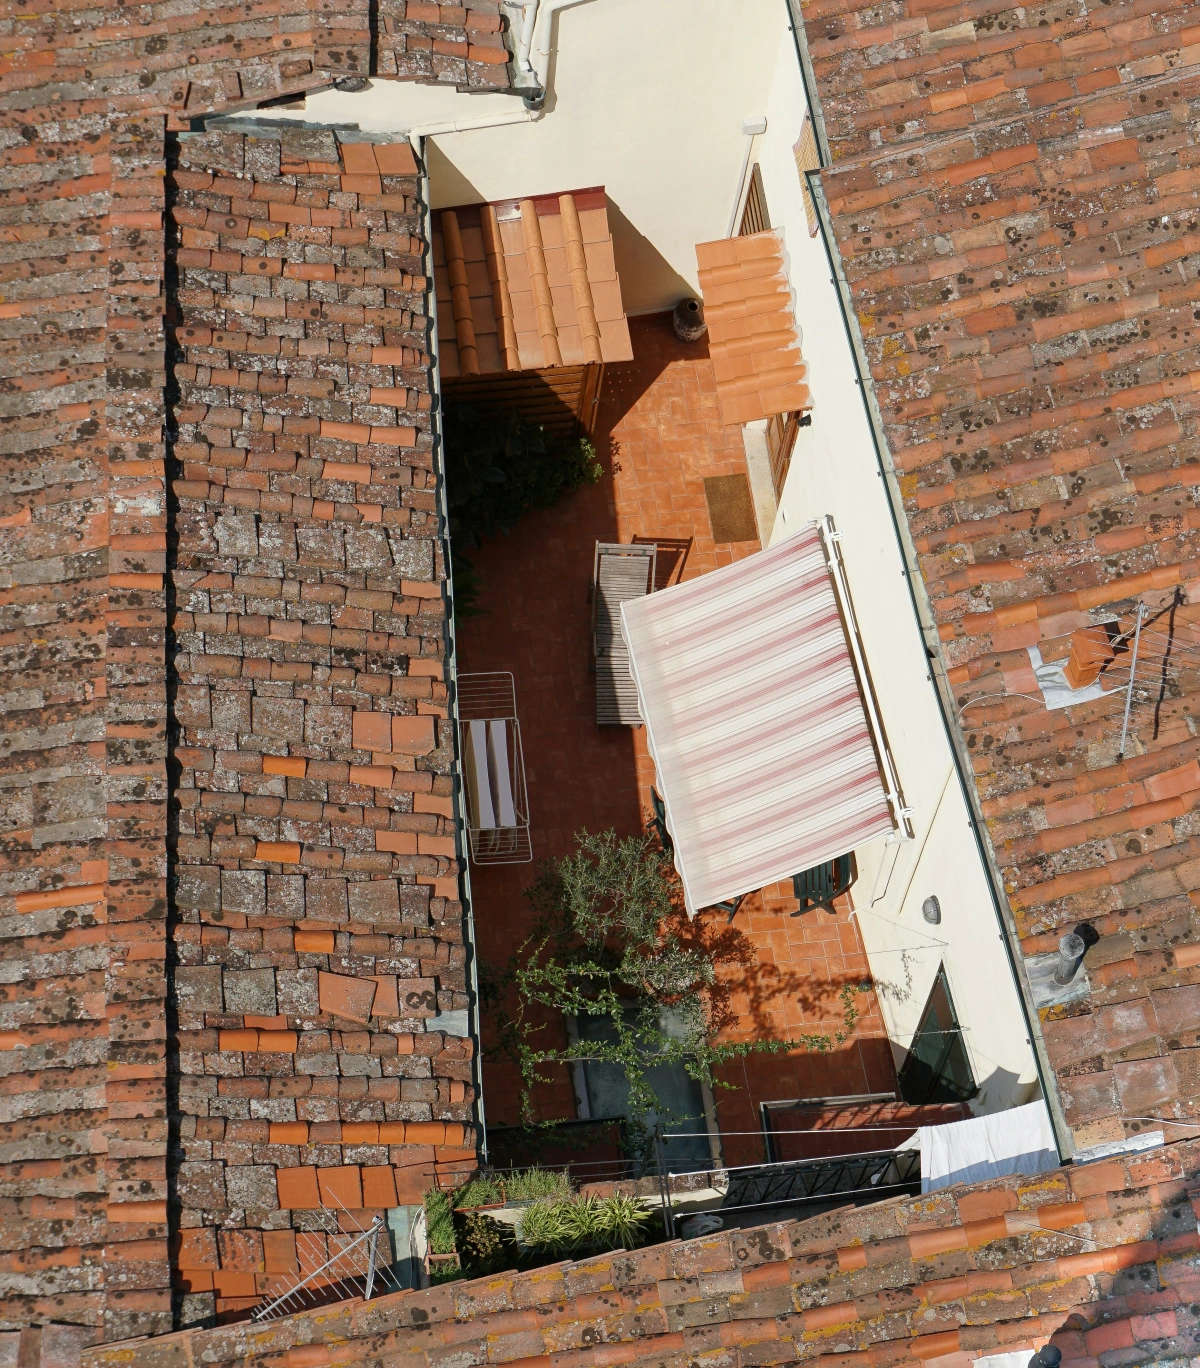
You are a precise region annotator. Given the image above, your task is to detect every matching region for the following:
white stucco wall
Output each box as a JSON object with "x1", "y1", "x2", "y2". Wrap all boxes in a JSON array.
[
  {"x1": 756, "y1": 28, "x2": 1039, "y2": 1116},
  {"x1": 240, "y1": 0, "x2": 786, "y2": 315}
]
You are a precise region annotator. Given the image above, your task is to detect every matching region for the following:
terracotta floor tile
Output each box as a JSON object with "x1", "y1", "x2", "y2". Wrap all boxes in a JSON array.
[{"x1": 459, "y1": 313, "x2": 894, "y2": 1160}]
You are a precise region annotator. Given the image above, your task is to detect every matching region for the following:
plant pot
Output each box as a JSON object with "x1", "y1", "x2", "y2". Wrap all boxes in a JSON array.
[
  {"x1": 425, "y1": 1252, "x2": 460, "y2": 1270},
  {"x1": 672, "y1": 297, "x2": 706, "y2": 343},
  {"x1": 456, "y1": 1201, "x2": 506, "y2": 1213}
]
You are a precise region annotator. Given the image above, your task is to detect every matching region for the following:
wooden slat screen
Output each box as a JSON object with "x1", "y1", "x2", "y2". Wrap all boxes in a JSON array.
[
  {"x1": 793, "y1": 117, "x2": 821, "y2": 237},
  {"x1": 443, "y1": 362, "x2": 605, "y2": 445},
  {"x1": 738, "y1": 164, "x2": 770, "y2": 237},
  {"x1": 766, "y1": 411, "x2": 801, "y2": 499}
]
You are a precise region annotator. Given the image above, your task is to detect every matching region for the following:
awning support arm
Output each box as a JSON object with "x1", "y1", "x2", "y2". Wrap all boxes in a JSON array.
[{"x1": 820, "y1": 515, "x2": 914, "y2": 842}]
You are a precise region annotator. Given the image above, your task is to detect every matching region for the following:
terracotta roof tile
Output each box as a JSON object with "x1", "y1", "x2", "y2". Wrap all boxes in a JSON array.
[
  {"x1": 85, "y1": 1136, "x2": 1200, "y2": 1368},
  {"x1": 695, "y1": 229, "x2": 811, "y2": 427},
  {"x1": 0, "y1": 19, "x2": 487, "y2": 1324},
  {"x1": 432, "y1": 190, "x2": 632, "y2": 377},
  {"x1": 799, "y1": 0, "x2": 1200, "y2": 1153}
]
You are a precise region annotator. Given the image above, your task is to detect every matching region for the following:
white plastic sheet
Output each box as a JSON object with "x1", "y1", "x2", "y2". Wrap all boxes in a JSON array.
[{"x1": 918, "y1": 1100, "x2": 1058, "y2": 1193}]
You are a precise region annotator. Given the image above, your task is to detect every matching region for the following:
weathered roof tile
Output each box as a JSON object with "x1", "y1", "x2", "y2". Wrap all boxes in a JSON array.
[{"x1": 805, "y1": 0, "x2": 1200, "y2": 1152}]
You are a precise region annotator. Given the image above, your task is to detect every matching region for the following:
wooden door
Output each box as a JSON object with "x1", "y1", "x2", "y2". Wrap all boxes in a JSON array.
[{"x1": 766, "y1": 410, "x2": 800, "y2": 498}]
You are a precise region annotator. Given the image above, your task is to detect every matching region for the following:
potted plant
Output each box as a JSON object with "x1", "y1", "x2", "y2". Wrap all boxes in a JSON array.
[
  {"x1": 450, "y1": 1175, "x2": 506, "y2": 1213},
  {"x1": 515, "y1": 1192, "x2": 650, "y2": 1256},
  {"x1": 423, "y1": 1189, "x2": 462, "y2": 1283},
  {"x1": 493, "y1": 1168, "x2": 572, "y2": 1208}
]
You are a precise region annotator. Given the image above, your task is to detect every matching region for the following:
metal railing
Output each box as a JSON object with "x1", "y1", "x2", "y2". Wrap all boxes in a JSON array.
[
  {"x1": 722, "y1": 1146, "x2": 920, "y2": 1212},
  {"x1": 250, "y1": 1130, "x2": 923, "y2": 1322},
  {"x1": 250, "y1": 1175, "x2": 421, "y2": 1322},
  {"x1": 252, "y1": 1215, "x2": 386, "y2": 1322}
]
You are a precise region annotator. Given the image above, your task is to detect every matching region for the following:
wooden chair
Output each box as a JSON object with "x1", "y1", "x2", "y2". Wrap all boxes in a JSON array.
[
  {"x1": 712, "y1": 892, "x2": 746, "y2": 925},
  {"x1": 593, "y1": 542, "x2": 656, "y2": 725},
  {"x1": 792, "y1": 853, "x2": 857, "y2": 916}
]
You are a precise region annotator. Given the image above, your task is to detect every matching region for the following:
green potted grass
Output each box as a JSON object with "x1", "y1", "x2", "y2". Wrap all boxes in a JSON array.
[
  {"x1": 449, "y1": 1175, "x2": 506, "y2": 1213},
  {"x1": 450, "y1": 1168, "x2": 572, "y2": 1212},
  {"x1": 492, "y1": 1168, "x2": 572, "y2": 1208},
  {"x1": 515, "y1": 1192, "x2": 649, "y2": 1256},
  {"x1": 423, "y1": 1188, "x2": 462, "y2": 1282}
]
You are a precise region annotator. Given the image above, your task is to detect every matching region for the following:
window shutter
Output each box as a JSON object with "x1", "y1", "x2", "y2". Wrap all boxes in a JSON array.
[{"x1": 793, "y1": 117, "x2": 820, "y2": 237}]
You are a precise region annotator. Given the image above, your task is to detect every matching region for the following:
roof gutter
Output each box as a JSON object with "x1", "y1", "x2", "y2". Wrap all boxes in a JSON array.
[
  {"x1": 514, "y1": 0, "x2": 541, "y2": 95},
  {"x1": 520, "y1": 0, "x2": 595, "y2": 109},
  {"x1": 403, "y1": 0, "x2": 586, "y2": 1168},
  {"x1": 409, "y1": 141, "x2": 490, "y2": 1160},
  {"x1": 782, "y1": 0, "x2": 1072, "y2": 1159},
  {"x1": 404, "y1": 108, "x2": 538, "y2": 151}
]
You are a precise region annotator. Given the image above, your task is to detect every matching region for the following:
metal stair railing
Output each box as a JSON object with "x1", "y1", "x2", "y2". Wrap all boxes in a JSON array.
[{"x1": 721, "y1": 1146, "x2": 920, "y2": 1211}]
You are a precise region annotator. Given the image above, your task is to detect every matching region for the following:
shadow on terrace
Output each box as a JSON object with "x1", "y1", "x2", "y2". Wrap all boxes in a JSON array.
[{"x1": 454, "y1": 314, "x2": 898, "y2": 1171}]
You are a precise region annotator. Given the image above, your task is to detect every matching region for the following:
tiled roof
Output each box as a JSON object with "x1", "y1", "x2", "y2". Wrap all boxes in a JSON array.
[
  {"x1": 696, "y1": 231, "x2": 810, "y2": 427},
  {"x1": 85, "y1": 1135, "x2": 1200, "y2": 1368},
  {"x1": 801, "y1": 0, "x2": 1200, "y2": 1154},
  {"x1": 168, "y1": 126, "x2": 477, "y2": 1323},
  {"x1": 808, "y1": 1, "x2": 1200, "y2": 164},
  {"x1": 0, "y1": 10, "x2": 500, "y2": 1347},
  {"x1": 432, "y1": 191, "x2": 633, "y2": 377},
  {"x1": 0, "y1": 0, "x2": 509, "y2": 120}
]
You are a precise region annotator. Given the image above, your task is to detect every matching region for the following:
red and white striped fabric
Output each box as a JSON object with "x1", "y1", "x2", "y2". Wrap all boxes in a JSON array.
[{"x1": 620, "y1": 524, "x2": 895, "y2": 916}]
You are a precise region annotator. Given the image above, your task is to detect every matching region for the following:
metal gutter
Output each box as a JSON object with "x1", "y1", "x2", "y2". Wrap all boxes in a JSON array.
[
  {"x1": 414, "y1": 142, "x2": 490, "y2": 1161},
  {"x1": 785, "y1": 0, "x2": 830, "y2": 167},
  {"x1": 783, "y1": 0, "x2": 1071, "y2": 1158}
]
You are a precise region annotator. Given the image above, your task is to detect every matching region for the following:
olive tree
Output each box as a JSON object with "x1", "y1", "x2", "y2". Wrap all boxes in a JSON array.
[{"x1": 486, "y1": 829, "x2": 863, "y2": 1157}]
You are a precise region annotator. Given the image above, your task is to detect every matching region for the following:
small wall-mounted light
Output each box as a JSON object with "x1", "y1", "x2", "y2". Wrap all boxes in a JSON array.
[{"x1": 921, "y1": 895, "x2": 941, "y2": 925}]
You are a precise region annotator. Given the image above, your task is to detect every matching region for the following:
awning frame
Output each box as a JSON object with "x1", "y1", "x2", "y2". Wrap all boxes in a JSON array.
[{"x1": 817, "y1": 515, "x2": 914, "y2": 847}]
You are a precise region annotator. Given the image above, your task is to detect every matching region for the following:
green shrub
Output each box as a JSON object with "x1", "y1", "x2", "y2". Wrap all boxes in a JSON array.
[
  {"x1": 501, "y1": 1168, "x2": 572, "y2": 1203},
  {"x1": 494, "y1": 826, "x2": 864, "y2": 1149},
  {"x1": 443, "y1": 403, "x2": 603, "y2": 552},
  {"x1": 424, "y1": 1189, "x2": 457, "y2": 1255},
  {"x1": 456, "y1": 1211, "x2": 514, "y2": 1276},
  {"x1": 517, "y1": 1194, "x2": 650, "y2": 1256}
]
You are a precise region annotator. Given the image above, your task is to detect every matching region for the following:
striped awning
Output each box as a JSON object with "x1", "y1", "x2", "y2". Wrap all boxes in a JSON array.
[{"x1": 620, "y1": 523, "x2": 897, "y2": 916}]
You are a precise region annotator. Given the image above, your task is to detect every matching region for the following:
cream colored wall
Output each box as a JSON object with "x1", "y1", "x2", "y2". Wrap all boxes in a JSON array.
[
  {"x1": 247, "y1": 0, "x2": 786, "y2": 315},
  {"x1": 756, "y1": 30, "x2": 1039, "y2": 1116}
]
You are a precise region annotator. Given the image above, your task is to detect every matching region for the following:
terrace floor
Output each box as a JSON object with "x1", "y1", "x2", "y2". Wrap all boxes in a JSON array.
[{"x1": 457, "y1": 313, "x2": 898, "y2": 1169}]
